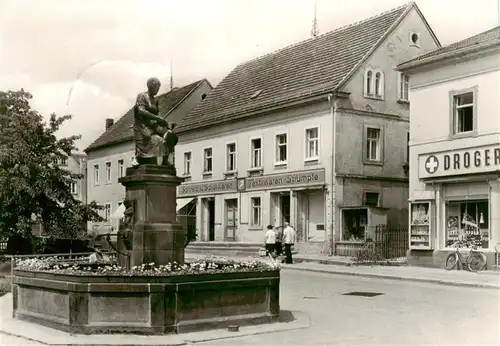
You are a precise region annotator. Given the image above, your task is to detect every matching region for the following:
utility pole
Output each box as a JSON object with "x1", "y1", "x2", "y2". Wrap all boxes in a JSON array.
[{"x1": 311, "y1": 0, "x2": 319, "y2": 38}]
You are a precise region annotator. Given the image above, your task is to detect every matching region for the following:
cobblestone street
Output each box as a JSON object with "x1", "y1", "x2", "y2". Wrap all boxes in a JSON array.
[{"x1": 196, "y1": 270, "x2": 500, "y2": 346}]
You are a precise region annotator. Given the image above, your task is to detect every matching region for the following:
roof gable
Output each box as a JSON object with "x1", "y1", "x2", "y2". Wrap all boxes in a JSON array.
[
  {"x1": 399, "y1": 26, "x2": 500, "y2": 70},
  {"x1": 85, "y1": 79, "x2": 207, "y2": 153},
  {"x1": 177, "y1": 2, "x2": 415, "y2": 133}
]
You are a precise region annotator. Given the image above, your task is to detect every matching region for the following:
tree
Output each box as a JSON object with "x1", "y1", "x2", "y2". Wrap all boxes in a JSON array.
[{"x1": 0, "y1": 89, "x2": 103, "y2": 240}]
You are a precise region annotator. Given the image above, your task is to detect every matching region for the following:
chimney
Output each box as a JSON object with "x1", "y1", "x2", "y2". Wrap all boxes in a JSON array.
[{"x1": 105, "y1": 118, "x2": 114, "y2": 130}]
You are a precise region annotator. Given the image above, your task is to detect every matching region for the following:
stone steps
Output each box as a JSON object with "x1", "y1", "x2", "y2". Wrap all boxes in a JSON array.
[
  {"x1": 185, "y1": 241, "x2": 319, "y2": 258},
  {"x1": 186, "y1": 242, "x2": 261, "y2": 257}
]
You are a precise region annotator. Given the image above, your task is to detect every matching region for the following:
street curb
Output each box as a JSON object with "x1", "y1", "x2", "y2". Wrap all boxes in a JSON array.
[
  {"x1": 281, "y1": 266, "x2": 500, "y2": 290},
  {"x1": 0, "y1": 304, "x2": 311, "y2": 346}
]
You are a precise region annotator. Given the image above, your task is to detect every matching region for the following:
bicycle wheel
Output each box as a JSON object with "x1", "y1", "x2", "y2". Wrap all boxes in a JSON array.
[
  {"x1": 467, "y1": 252, "x2": 487, "y2": 272},
  {"x1": 444, "y1": 253, "x2": 458, "y2": 270}
]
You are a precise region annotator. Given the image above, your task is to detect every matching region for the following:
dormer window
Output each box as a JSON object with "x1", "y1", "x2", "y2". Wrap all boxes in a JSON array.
[{"x1": 364, "y1": 68, "x2": 384, "y2": 99}]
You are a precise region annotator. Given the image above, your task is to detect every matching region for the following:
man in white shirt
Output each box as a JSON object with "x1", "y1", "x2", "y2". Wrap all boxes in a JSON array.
[
  {"x1": 283, "y1": 222, "x2": 296, "y2": 264},
  {"x1": 264, "y1": 225, "x2": 276, "y2": 256}
]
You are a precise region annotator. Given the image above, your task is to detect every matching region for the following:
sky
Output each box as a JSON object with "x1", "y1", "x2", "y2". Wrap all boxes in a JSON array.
[{"x1": 0, "y1": 0, "x2": 498, "y2": 152}]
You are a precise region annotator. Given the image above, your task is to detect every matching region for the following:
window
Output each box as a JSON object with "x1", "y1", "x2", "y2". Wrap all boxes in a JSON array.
[
  {"x1": 409, "y1": 31, "x2": 420, "y2": 47},
  {"x1": 365, "y1": 70, "x2": 373, "y2": 95},
  {"x1": 445, "y1": 200, "x2": 489, "y2": 248},
  {"x1": 305, "y1": 127, "x2": 319, "y2": 160},
  {"x1": 250, "y1": 197, "x2": 262, "y2": 227},
  {"x1": 105, "y1": 162, "x2": 111, "y2": 183},
  {"x1": 59, "y1": 157, "x2": 67, "y2": 166},
  {"x1": 375, "y1": 72, "x2": 382, "y2": 97},
  {"x1": 250, "y1": 138, "x2": 262, "y2": 168},
  {"x1": 93, "y1": 164, "x2": 100, "y2": 185},
  {"x1": 366, "y1": 127, "x2": 381, "y2": 162},
  {"x1": 364, "y1": 192, "x2": 379, "y2": 206},
  {"x1": 104, "y1": 203, "x2": 111, "y2": 222},
  {"x1": 226, "y1": 143, "x2": 236, "y2": 172},
  {"x1": 70, "y1": 181, "x2": 77, "y2": 194},
  {"x1": 203, "y1": 148, "x2": 212, "y2": 173},
  {"x1": 453, "y1": 92, "x2": 474, "y2": 134},
  {"x1": 118, "y1": 159, "x2": 124, "y2": 179},
  {"x1": 184, "y1": 152, "x2": 192, "y2": 175},
  {"x1": 398, "y1": 72, "x2": 410, "y2": 101},
  {"x1": 364, "y1": 68, "x2": 384, "y2": 98},
  {"x1": 275, "y1": 133, "x2": 288, "y2": 164}
]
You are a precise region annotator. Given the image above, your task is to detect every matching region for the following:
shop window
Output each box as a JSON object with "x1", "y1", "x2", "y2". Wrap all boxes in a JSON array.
[
  {"x1": 446, "y1": 200, "x2": 488, "y2": 248},
  {"x1": 250, "y1": 197, "x2": 262, "y2": 227},
  {"x1": 342, "y1": 209, "x2": 367, "y2": 241}
]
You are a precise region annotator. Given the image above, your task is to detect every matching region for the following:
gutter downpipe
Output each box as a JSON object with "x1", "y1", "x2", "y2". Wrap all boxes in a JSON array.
[{"x1": 327, "y1": 94, "x2": 337, "y2": 256}]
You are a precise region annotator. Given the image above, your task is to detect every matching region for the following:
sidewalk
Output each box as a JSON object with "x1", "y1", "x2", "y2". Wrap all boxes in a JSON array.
[
  {"x1": 0, "y1": 293, "x2": 310, "y2": 346},
  {"x1": 186, "y1": 253, "x2": 500, "y2": 290}
]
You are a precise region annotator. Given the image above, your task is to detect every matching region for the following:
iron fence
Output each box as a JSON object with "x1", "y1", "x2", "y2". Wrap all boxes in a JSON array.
[{"x1": 373, "y1": 225, "x2": 408, "y2": 260}]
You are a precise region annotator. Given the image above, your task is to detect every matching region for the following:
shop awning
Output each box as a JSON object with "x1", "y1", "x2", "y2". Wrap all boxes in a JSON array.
[{"x1": 177, "y1": 197, "x2": 195, "y2": 212}]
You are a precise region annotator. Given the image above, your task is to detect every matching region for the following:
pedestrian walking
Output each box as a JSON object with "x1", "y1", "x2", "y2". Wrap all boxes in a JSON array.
[
  {"x1": 264, "y1": 225, "x2": 276, "y2": 256},
  {"x1": 274, "y1": 225, "x2": 283, "y2": 257},
  {"x1": 283, "y1": 222, "x2": 296, "y2": 264}
]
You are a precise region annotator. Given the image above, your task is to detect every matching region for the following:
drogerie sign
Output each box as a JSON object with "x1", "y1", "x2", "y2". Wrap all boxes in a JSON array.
[{"x1": 419, "y1": 144, "x2": 500, "y2": 179}]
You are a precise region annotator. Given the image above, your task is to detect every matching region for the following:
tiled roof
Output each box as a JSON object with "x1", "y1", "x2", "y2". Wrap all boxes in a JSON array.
[
  {"x1": 177, "y1": 2, "x2": 414, "y2": 133},
  {"x1": 85, "y1": 79, "x2": 206, "y2": 152},
  {"x1": 399, "y1": 26, "x2": 500, "y2": 69}
]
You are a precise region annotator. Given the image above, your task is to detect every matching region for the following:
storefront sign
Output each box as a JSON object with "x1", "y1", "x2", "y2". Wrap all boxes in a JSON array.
[
  {"x1": 178, "y1": 180, "x2": 237, "y2": 197},
  {"x1": 245, "y1": 169, "x2": 326, "y2": 190},
  {"x1": 419, "y1": 144, "x2": 500, "y2": 179}
]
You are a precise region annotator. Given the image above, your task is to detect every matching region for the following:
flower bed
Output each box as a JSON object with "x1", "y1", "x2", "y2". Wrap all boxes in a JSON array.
[
  {"x1": 15, "y1": 255, "x2": 279, "y2": 276},
  {"x1": 12, "y1": 255, "x2": 281, "y2": 335}
]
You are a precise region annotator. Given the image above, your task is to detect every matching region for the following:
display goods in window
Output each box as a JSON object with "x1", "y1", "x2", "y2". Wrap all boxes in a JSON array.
[{"x1": 409, "y1": 202, "x2": 432, "y2": 250}]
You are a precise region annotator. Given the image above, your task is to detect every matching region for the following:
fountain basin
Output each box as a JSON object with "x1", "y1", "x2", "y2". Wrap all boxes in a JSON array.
[{"x1": 12, "y1": 268, "x2": 280, "y2": 335}]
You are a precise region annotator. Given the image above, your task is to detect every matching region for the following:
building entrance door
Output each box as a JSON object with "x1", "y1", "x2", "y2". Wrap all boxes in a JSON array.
[
  {"x1": 208, "y1": 199, "x2": 215, "y2": 241},
  {"x1": 280, "y1": 194, "x2": 290, "y2": 226},
  {"x1": 225, "y1": 199, "x2": 238, "y2": 241}
]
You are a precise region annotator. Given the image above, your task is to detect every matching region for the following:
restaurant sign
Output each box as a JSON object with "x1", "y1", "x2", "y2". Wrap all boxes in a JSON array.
[
  {"x1": 245, "y1": 169, "x2": 326, "y2": 190},
  {"x1": 178, "y1": 179, "x2": 237, "y2": 197},
  {"x1": 419, "y1": 144, "x2": 500, "y2": 179}
]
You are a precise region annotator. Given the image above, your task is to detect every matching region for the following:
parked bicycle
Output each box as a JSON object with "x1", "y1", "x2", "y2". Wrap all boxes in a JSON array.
[{"x1": 444, "y1": 240, "x2": 486, "y2": 272}]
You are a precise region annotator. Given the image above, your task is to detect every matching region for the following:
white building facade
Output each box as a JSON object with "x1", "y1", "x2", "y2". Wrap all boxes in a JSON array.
[
  {"x1": 399, "y1": 26, "x2": 500, "y2": 268},
  {"x1": 176, "y1": 102, "x2": 330, "y2": 244}
]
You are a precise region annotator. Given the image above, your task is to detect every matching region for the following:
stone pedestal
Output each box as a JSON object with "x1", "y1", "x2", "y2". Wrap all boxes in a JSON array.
[{"x1": 119, "y1": 164, "x2": 185, "y2": 266}]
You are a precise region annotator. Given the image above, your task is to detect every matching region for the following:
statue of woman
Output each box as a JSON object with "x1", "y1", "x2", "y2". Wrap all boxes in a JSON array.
[{"x1": 133, "y1": 77, "x2": 178, "y2": 166}]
